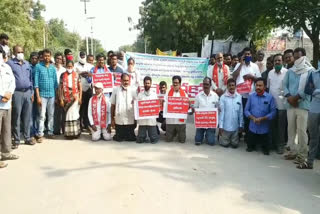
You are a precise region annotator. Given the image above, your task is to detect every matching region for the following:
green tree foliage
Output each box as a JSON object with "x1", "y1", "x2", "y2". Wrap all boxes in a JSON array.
[
  {"x1": 138, "y1": 0, "x2": 319, "y2": 67},
  {"x1": 0, "y1": 0, "x2": 106, "y2": 59},
  {"x1": 0, "y1": 0, "x2": 45, "y2": 56},
  {"x1": 137, "y1": 0, "x2": 220, "y2": 54}
]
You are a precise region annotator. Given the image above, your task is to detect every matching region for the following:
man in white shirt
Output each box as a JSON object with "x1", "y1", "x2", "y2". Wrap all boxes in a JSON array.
[
  {"x1": 207, "y1": 53, "x2": 230, "y2": 95},
  {"x1": 193, "y1": 77, "x2": 219, "y2": 145},
  {"x1": 256, "y1": 50, "x2": 266, "y2": 73},
  {"x1": 165, "y1": 76, "x2": 189, "y2": 143},
  {"x1": 53, "y1": 52, "x2": 66, "y2": 135},
  {"x1": 232, "y1": 47, "x2": 261, "y2": 143},
  {"x1": 136, "y1": 76, "x2": 159, "y2": 144},
  {"x1": 88, "y1": 83, "x2": 111, "y2": 141},
  {"x1": 0, "y1": 48, "x2": 19, "y2": 168},
  {"x1": 111, "y1": 73, "x2": 137, "y2": 142},
  {"x1": 75, "y1": 51, "x2": 94, "y2": 132},
  {"x1": 267, "y1": 54, "x2": 288, "y2": 154}
]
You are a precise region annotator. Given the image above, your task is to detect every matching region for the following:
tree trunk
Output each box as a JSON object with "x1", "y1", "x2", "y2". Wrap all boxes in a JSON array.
[{"x1": 312, "y1": 35, "x2": 319, "y2": 69}]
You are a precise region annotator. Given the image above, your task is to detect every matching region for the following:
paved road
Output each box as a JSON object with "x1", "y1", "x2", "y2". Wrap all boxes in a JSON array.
[{"x1": 1, "y1": 123, "x2": 320, "y2": 214}]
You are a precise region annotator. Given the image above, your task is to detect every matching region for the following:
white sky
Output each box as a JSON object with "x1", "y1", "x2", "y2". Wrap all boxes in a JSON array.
[{"x1": 40, "y1": 0, "x2": 143, "y2": 51}]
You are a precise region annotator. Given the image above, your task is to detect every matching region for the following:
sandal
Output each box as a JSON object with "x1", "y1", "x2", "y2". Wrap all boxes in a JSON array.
[
  {"x1": 284, "y1": 153, "x2": 297, "y2": 160},
  {"x1": 297, "y1": 162, "x2": 313, "y2": 169},
  {"x1": 1, "y1": 153, "x2": 19, "y2": 161},
  {"x1": 293, "y1": 155, "x2": 305, "y2": 164},
  {"x1": 0, "y1": 161, "x2": 8, "y2": 168}
]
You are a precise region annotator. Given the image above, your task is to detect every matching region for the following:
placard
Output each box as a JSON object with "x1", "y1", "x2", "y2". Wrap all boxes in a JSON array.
[
  {"x1": 134, "y1": 99, "x2": 161, "y2": 120},
  {"x1": 164, "y1": 96, "x2": 189, "y2": 119},
  {"x1": 92, "y1": 73, "x2": 114, "y2": 93},
  {"x1": 194, "y1": 108, "x2": 218, "y2": 129},
  {"x1": 237, "y1": 80, "x2": 252, "y2": 94}
]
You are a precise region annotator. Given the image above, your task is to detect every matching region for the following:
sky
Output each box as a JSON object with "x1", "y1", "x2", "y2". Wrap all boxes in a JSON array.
[{"x1": 40, "y1": 0, "x2": 144, "y2": 51}]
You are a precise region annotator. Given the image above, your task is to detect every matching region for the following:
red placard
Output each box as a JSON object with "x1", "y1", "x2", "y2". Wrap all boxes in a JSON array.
[
  {"x1": 237, "y1": 80, "x2": 252, "y2": 94},
  {"x1": 114, "y1": 73, "x2": 132, "y2": 87},
  {"x1": 167, "y1": 96, "x2": 189, "y2": 114},
  {"x1": 194, "y1": 109, "x2": 218, "y2": 128},
  {"x1": 136, "y1": 99, "x2": 160, "y2": 119},
  {"x1": 114, "y1": 73, "x2": 122, "y2": 87},
  {"x1": 93, "y1": 73, "x2": 113, "y2": 93}
]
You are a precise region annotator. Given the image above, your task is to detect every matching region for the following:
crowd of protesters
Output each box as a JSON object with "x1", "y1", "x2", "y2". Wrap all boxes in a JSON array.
[{"x1": 0, "y1": 32, "x2": 319, "y2": 171}]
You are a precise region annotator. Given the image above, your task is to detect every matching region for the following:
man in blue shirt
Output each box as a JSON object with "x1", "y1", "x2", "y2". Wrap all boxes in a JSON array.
[
  {"x1": 7, "y1": 45, "x2": 34, "y2": 148},
  {"x1": 283, "y1": 48, "x2": 312, "y2": 163},
  {"x1": 219, "y1": 78, "x2": 243, "y2": 148},
  {"x1": 34, "y1": 49, "x2": 58, "y2": 143},
  {"x1": 108, "y1": 54, "x2": 124, "y2": 73},
  {"x1": 29, "y1": 52, "x2": 39, "y2": 142},
  {"x1": 245, "y1": 78, "x2": 276, "y2": 155},
  {"x1": 297, "y1": 69, "x2": 320, "y2": 169}
]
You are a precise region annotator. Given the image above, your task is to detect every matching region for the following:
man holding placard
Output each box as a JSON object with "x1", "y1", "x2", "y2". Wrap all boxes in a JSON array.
[
  {"x1": 135, "y1": 76, "x2": 160, "y2": 144},
  {"x1": 232, "y1": 47, "x2": 261, "y2": 143},
  {"x1": 164, "y1": 76, "x2": 190, "y2": 143},
  {"x1": 87, "y1": 54, "x2": 114, "y2": 96},
  {"x1": 193, "y1": 77, "x2": 219, "y2": 146}
]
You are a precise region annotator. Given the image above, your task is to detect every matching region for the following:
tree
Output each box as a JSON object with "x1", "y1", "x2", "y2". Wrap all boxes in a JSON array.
[
  {"x1": 219, "y1": 0, "x2": 320, "y2": 68},
  {"x1": 137, "y1": 0, "x2": 220, "y2": 54},
  {"x1": 0, "y1": 0, "x2": 46, "y2": 57}
]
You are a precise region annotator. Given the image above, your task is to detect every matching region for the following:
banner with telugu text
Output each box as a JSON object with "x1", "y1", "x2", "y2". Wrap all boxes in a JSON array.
[{"x1": 125, "y1": 52, "x2": 209, "y2": 99}]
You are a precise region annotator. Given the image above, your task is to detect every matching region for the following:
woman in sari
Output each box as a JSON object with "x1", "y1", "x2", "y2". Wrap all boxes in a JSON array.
[{"x1": 58, "y1": 61, "x2": 82, "y2": 139}]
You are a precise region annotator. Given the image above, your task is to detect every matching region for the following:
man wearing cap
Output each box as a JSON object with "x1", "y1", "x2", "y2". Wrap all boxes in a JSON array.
[{"x1": 88, "y1": 83, "x2": 112, "y2": 141}]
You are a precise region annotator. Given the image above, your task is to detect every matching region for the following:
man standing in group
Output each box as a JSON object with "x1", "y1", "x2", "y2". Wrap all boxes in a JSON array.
[
  {"x1": 267, "y1": 54, "x2": 288, "y2": 154},
  {"x1": 53, "y1": 52, "x2": 66, "y2": 135},
  {"x1": 284, "y1": 49, "x2": 294, "y2": 69},
  {"x1": 29, "y1": 52, "x2": 39, "y2": 142},
  {"x1": 256, "y1": 50, "x2": 266, "y2": 73},
  {"x1": 7, "y1": 45, "x2": 34, "y2": 148},
  {"x1": 230, "y1": 55, "x2": 239, "y2": 73},
  {"x1": 207, "y1": 52, "x2": 230, "y2": 96},
  {"x1": 283, "y1": 48, "x2": 312, "y2": 164},
  {"x1": 261, "y1": 56, "x2": 274, "y2": 81},
  {"x1": 75, "y1": 51, "x2": 94, "y2": 132},
  {"x1": 136, "y1": 76, "x2": 159, "y2": 144},
  {"x1": 111, "y1": 73, "x2": 137, "y2": 142},
  {"x1": 0, "y1": 33, "x2": 10, "y2": 59},
  {"x1": 232, "y1": 47, "x2": 261, "y2": 143},
  {"x1": 86, "y1": 54, "x2": 94, "y2": 66},
  {"x1": 34, "y1": 49, "x2": 58, "y2": 143},
  {"x1": 64, "y1": 49, "x2": 73, "y2": 62},
  {"x1": 88, "y1": 83, "x2": 112, "y2": 141},
  {"x1": 224, "y1": 53, "x2": 232, "y2": 68},
  {"x1": 157, "y1": 81, "x2": 167, "y2": 132},
  {"x1": 108, "y1": 54, "x2": 124, "y2": 73},
  {"x1": 245, "y1": 78, "x2": 276, "y2": 155},
  {"x1": 0, "y1": 47, "x2": 19, "y2": 168},
  {"x1": 219, "y1": 78, "x2": 243, "y2": 148},
  {"x1": 297, "y1": 67, "x2": 320, "y2": 169},
  {"x1": 193, "y1": 77, "x2": 219, "y2": 146},
  {"x1": 165, "y1": 76, "x2": 189, "y2": 143}
]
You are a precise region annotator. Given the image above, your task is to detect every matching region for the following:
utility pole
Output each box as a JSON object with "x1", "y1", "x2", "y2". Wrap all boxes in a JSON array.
[
  {"x1": 87, "y1": 17, "x2": 95, "y2": 55},
  {"x1": 80, "y1": 0, "x2": 90, "y2": 54}
]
